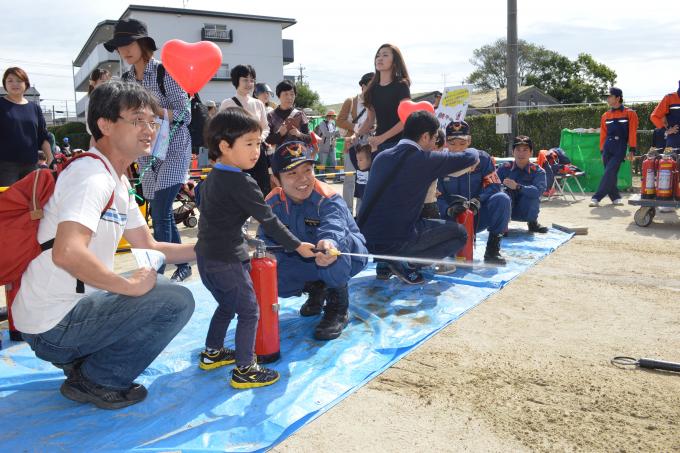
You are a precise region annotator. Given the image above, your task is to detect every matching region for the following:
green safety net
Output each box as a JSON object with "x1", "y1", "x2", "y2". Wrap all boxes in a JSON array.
[{"x1": 559, "y1": 129, "x2": 632, "y2": 192}]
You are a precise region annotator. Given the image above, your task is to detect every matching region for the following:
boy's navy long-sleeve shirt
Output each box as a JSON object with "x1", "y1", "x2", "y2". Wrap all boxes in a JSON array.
[
  {"x1": 358, "y1": 139, "x2": 479, "y2": 247},
  {"x1": 195, "y1": 164, "x2": 300, "y2": 263}
]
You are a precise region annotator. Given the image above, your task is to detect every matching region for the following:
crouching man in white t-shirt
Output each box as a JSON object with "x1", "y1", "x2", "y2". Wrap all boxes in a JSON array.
[{"x1": 13, "y1": 81, "x2": 196, "y2": 410}]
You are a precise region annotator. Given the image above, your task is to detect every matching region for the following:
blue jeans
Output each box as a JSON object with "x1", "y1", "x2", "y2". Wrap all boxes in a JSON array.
[
  {"x1": 23, "y1": 276, "x2": 194, "y2": 390},
  {"x1": 372, "y1": 219, "x2": 467, "y2": 264},
  {"x1": 593, "y1": 149, "x2": 624, "y2": 202},
  {"x1": 150, "y1": 183, "x2": 188, "y2": 272},
  {"x1": 197, "y1": 256, "x2": 259, "y2": 367}
]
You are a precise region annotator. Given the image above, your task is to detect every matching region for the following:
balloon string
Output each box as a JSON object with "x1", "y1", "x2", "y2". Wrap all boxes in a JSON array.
[{"x1": 134, "y1": 97, "x2": 192, "y2": 198}]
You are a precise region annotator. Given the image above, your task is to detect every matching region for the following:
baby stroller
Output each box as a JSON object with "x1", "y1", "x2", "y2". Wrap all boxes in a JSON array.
[{"x1": 173, "y1": 181, "x2": 198, "y2": 228}]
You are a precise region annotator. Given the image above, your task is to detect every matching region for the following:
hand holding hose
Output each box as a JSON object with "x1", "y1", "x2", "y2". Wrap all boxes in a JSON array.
[{"x1": 314, "y1": 240, "x2": 339, "y2": 267}]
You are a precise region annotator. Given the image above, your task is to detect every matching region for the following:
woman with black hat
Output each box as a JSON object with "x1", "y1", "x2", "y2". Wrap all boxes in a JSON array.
[{"x1": 105, "y1": 18, "x2": 193, "y2": 282}]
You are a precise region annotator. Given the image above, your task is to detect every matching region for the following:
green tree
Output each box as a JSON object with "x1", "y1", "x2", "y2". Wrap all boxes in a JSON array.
[
  {"x1": 467, "y1": 39, "x2": 617, "y2": 104},
  {"x1": 294, "y1": 82, "x2": 324, "y2": 114}
]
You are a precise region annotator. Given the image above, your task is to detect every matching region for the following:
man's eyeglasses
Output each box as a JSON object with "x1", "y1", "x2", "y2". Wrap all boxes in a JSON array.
[{"x1": 118, "y1": 116, "x2": 161, "y2": 131}]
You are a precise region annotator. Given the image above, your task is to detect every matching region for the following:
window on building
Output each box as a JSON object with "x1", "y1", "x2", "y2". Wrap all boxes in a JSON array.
[
  {"x1": 212, "y1": 64, "x2": 231, "y2": 81},
  {"x1": 202, "y1": 23, "x2": 233, "y2": 42}
]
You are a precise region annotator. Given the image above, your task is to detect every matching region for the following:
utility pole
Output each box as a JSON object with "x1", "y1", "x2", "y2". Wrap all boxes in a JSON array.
[
  {"x1": 297, "y1": 64, "x2": 306, "y2": 84},
  {"x1": 506, "y1": 0, "x2": 519, "y2": 156}
]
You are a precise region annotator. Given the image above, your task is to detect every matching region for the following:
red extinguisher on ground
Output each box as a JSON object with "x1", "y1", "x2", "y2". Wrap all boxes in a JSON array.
[
  {"x1": 250, "y1": 240, "x2": 280, "y2": 363},
  {"x1": 640, "y1": 150, "x2": 658, "y2": 199},
  {"x1": 656, "y1": 153, "x2": 676, "y2": 200},
  {"x1": 456, "y1": 208, "x2": 475, "y2": 262}
]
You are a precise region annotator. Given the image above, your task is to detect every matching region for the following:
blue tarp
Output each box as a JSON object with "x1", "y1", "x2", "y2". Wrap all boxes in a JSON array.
[{"x1": 0, "y1": 228, "x2": 572, "y2": 452}]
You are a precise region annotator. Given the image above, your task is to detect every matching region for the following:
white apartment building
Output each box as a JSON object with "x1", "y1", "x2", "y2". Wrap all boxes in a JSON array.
[{"x1": 73, "y1": 4, "x2": 296, "y2": 118}]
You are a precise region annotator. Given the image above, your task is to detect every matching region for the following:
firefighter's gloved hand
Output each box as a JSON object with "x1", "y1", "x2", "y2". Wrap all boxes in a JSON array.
[
  {"x1": 447, "y1": 202, "x2": 467, "y2": 218},
  {"x1": 469, "y1": 198, "x2": 481, "y2": 216}
]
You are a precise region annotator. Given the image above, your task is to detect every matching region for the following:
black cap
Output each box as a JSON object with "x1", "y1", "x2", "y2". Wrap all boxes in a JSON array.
[
  {"x1": 104, "y1": 19, "x2": 157, "y2": 52},
  {"x1": 359, "y1": 72, "x2": 375, "y2": 86},
  {"x1": 512, "y1": 135, "x2": 534, "y2": 151},
  {"x1": 445, "y1": 121, "x2": 470, "y2": 137},
  {"x1": 608, "y1": 87, "x2": 623, "y2": 99},
  {"x1": 271, "y1": 141, "x2": 315, "y2": 173}
]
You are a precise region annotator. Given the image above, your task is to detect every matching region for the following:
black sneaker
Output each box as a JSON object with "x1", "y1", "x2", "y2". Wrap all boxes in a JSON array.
[
  {"x1": 199, "y1": 348, "x2": 236, "y2": 370},
  {"x1": 231, "y1": 362, "x2": 280, "y2": 389},
  {"x1": 527, "y1": 221, "x2": 548, "y2": 234},
  {"x1": 60, "y1": 368, "x2": 147, "y2": 410},
  {"x1": 375, "y1": 262, "x2": 393, "y2": 280},
  {"x1": 299, "y1": 281, "x2": 326, "y2": 317},
  {"x1": 387, "y1": 262, "x2": 425, "y2": 285},
  {"x1": 171, "y1": 265, "x2": 192, "y2": 282}
]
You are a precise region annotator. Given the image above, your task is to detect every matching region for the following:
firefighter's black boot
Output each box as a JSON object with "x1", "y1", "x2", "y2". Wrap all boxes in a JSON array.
[
  {"x1": 484, "y1": 233, "x2": 507, "y2": 265},
  {"x1": 314, "y1": 285, "x2": 350, "y2": 341},
  {"x1": 527, "y1": 221, "x2": 548, "y2": 233},
  {"x1": 299, "y1": 281, "x2": 326, "y2": 317}
]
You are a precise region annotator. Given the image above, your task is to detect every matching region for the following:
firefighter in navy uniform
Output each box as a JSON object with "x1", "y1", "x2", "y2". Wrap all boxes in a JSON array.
[
  {"x1": 650, "y1": 80, "x2": 680, "y2": 150},
  {"x1": 496, "y1": 135, "x2": 549, "y2": 233},
  {"x1": 590, "y1": 87, "x2": 639, "y2": 207},
  {"x1": 437, "y1": 121, "x2": 510, "y2": 264},
  {"x1": 259, "y1": 141, "x2": 368, "y2": 341}
]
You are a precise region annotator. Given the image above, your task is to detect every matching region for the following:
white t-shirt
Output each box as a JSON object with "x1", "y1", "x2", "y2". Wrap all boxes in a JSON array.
[{"x1": 13, "y1": 148, "x2": 147, "y2": 334}]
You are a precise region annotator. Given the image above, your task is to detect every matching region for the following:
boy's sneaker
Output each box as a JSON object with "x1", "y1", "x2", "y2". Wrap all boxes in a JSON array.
[
  {"x1": 387, "y1": 262, "x2": 425, "y2": 285},
  {"x1": 171, "y1": 265, "x2": 192, "y2": 282},
  {"x1": 60, "y1": 368, "x2": 147, "y2": 410},
  {"x1": 231, "y1": 362, "x2": 280, "y2": 389},
  {"x1": 589, "y1": 199, "x2": 600, "y2": 207},
  {"x1": 375, "y1": 262, "x2": 393, "y2": 280},
  {"x1": 199, "y1": 348, "x2": 236, "y2": 370}
]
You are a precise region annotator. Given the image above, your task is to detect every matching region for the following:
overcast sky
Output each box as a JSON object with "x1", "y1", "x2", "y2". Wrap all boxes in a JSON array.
[{"x1": 2, "y1": 0, "x2": 679, "y2": 115}]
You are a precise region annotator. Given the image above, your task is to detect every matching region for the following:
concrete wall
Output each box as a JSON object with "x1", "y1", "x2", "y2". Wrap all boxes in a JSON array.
[{"x1": 124, "y1": 10, "x2": 287, "y2": 105}]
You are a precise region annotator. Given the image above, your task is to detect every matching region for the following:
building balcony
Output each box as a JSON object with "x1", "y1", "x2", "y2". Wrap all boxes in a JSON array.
[
  {"x1": 211, "y1": 65, "x2": 231, "y2": 81},
  {"x1": 74, "y1": 43, "x2": 120, "y2": 92},
  {"x1": 201, "y1": 27, "x2": 233, "y2": 42}
]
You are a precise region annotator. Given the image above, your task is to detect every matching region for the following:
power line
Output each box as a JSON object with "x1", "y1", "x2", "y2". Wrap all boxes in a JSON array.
[{"x1": 0, "y1": 57, "x2": 72, "y2": 68}]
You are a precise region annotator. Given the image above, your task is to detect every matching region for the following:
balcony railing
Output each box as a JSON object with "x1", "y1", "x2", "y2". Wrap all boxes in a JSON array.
[
  {"x1": 211, "y1": 66, "x2": 231, "y2": 81},
  {"x1": 201, "y1": 28, "x2": 233, "y2": 42}
]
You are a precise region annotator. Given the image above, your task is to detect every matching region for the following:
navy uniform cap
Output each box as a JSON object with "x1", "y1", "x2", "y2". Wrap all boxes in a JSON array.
[
  {"x1": 271, "y1": 141, "x2": 315, "y2": 173},
  {"x1": 608, "y1": 87, "x2": 623, "y2": 98},
  {"x1": 512, "y1": 135, "x2": 534, "y2": 151},
  {"x1": 445, "y1": 121, "x2": 470, "y2": 137}
]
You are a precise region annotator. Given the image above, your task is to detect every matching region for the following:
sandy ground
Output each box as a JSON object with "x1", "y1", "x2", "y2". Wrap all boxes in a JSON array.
[
  {"x1": 273, "y1": 186, "x2": 680, "y2": 452},
  {"x1": 3, "y1": 182, "x2": 680, "y2": 452}
]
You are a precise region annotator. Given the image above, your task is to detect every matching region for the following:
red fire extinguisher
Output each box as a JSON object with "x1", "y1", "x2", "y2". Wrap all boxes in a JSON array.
[
  {"x1": 250, "y1": 241, "x2": 280, "y2": 363},
  {"x1": 656, "y1": 154, "x2": 676, "y2": 200},
  {"x1": 456, "y1": 208, "x2": 475, "y2": 262},
  {"x1": 640, "y1": 153, "x2": 657, "y2": 199}
]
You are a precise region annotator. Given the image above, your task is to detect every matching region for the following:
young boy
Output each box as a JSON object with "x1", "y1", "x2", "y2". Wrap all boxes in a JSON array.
[
  {"x1": 37, "y1": 150, "x2": 49, "y2": 168},
  {"x1": 260, "y1": 141, "x2": 368, "y2": 340},
  {"x1": 195, "y1": 108, "x2": 316, "y2": 388},
  {"x1": 352, "y1": 143, "x2": 372, "y2": 210}
]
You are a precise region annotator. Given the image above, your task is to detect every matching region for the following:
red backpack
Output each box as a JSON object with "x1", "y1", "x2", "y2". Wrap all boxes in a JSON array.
[{"x1": 0, "y1": 152, "x2": 114, "y2": 286}]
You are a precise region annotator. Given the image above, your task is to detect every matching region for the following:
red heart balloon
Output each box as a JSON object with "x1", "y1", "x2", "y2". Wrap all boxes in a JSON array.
[
  {"x1": 397, "y1": 100, "x2": 435, "y2": 124},
  {"x1": 160, "y1": 40, "x2": 222, "y2": 96}
]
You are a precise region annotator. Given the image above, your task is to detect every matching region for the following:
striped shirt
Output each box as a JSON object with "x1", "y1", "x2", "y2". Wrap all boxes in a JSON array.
[{"x1": 122, "y1": 58, "x2": 192, "y2": 199}]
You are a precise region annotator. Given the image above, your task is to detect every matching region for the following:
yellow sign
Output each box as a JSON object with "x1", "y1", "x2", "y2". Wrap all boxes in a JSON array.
[{"x1": 442, "y1": 88, "x2": 471, "y2": 108}]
